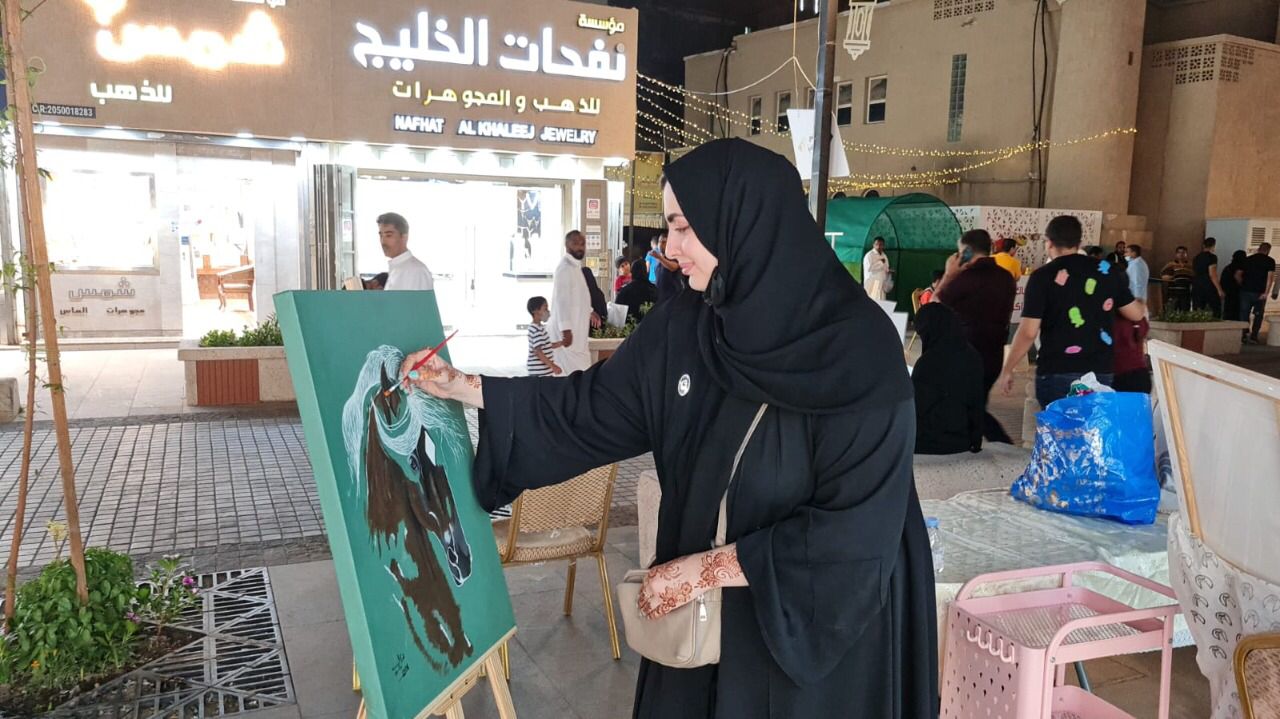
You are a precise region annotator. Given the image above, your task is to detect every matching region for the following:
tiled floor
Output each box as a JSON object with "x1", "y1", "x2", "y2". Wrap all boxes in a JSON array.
[
  {"x1": 263, "y1": 527, "x2": 1210, "y2": 719},
  {"x1": 0, "y1": 410, "x2": 654, "y2": 576}
]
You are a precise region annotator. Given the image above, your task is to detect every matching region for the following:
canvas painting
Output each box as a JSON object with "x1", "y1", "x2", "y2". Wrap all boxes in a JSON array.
[
  {"x1": 276, "y1": 291, "x2": 515, "y2": 719},
  {"x1": 510, "y1": 188, "x2": 543, "y2": 273}
]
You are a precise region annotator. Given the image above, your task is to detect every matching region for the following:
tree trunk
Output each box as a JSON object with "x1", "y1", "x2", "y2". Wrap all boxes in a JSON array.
[
  {"x1": 1, "y1": 0, "x2": 88, "y2": 603},
  {"x1": 3, "y1": 271, "x2": 38, "y2": 624}
]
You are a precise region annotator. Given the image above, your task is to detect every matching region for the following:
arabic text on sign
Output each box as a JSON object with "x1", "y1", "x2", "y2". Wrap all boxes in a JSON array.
[
  {"x1": 354, "y1": 13, "x2": 488, "y2": 71},
  {"x1": 96, "y1": 10, "x2": 286, "y2": 70},
  {"x1": 577, "y1": 14, "x2": 626, "y2": 35},
  {"x1": 89, "y1": 80, "x2": 173, "y2": 105},
  {"x1": 68, "y1": 278, "x2": 138, "y2": 302},
  {"x1": 393, "y1": 114, "x2": 446, "y2": 134},
  {"x1": 457, "y1": 119, "x2": 535, "y2": 140},
  {"x1": 539, "y1": 126, "x2": 597, "y2": 146},
  {"x1": 353, "y1": 13, "x2": 626, "y2": 82},
  {"x1": 391, "y1": 82, "x2": 601, "y2": 116}
]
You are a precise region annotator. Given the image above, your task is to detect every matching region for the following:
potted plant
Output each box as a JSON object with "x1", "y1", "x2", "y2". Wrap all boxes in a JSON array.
[
  {"x1": 178, "y1": 314, "x2": 294, "y2": 406},
  {"x1": 588, "y1": 304, "x2": 651, "y2": 363},
  {"x1": 1147, "y1": 308, "x2": 1250, "y2": 356}
]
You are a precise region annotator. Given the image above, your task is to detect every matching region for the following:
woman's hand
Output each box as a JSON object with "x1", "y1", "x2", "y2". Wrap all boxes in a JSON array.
[
  {"x1": 398, "y1": 352, "x2": 484, "y2": 409},
  {"x1": 637, "y1": 546, "x2": 746, "y2": 620}
]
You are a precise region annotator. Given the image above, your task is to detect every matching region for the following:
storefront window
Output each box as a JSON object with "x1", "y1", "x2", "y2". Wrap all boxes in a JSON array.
[{"x1": 43, "y1": 167, "x2": 159, "y2": 271}]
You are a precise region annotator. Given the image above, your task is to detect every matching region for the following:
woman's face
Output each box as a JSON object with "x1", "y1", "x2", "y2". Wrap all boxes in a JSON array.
[{"x1": 662, "y1": 183, "x2": 719, "y2": 292}]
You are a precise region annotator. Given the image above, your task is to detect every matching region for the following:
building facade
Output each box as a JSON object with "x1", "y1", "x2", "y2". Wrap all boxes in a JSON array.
[
  {"x1": 681, "y1": 0, "x2": 1280, "y2": 267},
  {"x1": 9, "y1": 0, "x2": 636, "y2": 341}
]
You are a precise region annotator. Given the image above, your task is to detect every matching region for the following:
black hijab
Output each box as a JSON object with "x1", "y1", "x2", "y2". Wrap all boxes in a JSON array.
[
  {"x1": 663, "y1": 139, "x2": 911, "y2": 414},
  {"x1": 915, "y1": 302, "x2": 968, "y2": 354}
]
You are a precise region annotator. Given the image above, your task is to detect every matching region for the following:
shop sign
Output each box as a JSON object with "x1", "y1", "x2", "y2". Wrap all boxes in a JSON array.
[
  {"x1": 352, "y1": 13, "x2": 626, "y2": 82},
  {"x1": 457, "y1": 119, "x2": 535, "y2": 140},
  {"x1": 68, "y1": 277, "x2": 138, "y2": 301},
  {"x1": 539, "y1": 126, "x2": 596, "y2": 145},
  {"x1": 29, "y1": 0, "x2": 637, "y2": 158},
  {"x1": 392, "y1": 113, "x2": 446, "y2": 134},
  {"x1": 33, "y1": 102, "x2": 97, "y2": 119}
]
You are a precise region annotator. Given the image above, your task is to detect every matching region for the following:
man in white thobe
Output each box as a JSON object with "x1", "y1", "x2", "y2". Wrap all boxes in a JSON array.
[
  {"x1": 550, "y1": 230, "x2": 592, "y2": 374},
  {"x1": 378, "y1": 212, "x2": 434, "y2": 291},
  {"x1": 1125, "y1": 244, "x2": 1150, "y2": 303},
  {"x1": 862, "y1": 236, "x2": 892, "y2": 300}
]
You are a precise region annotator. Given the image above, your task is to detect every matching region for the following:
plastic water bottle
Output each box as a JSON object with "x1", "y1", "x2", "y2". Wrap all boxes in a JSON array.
[{"x1": 925, "y1": 517, "x2": 944, "y2": 574}]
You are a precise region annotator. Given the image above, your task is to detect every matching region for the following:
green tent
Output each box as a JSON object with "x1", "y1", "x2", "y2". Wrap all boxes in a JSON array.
[{"x1": 824, "y1": 193, "x2": 961, "y2": 314}]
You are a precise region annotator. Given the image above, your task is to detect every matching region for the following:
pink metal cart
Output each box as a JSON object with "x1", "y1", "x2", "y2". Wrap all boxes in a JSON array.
[{"x1": 940, "y1": 562, "x2": 1180, "y2": 719}]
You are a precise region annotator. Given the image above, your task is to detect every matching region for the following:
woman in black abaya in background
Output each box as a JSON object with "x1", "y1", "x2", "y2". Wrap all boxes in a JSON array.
[
  {"x1": 912, "y1": 303, "x2": 985, "y2": 455},
  {"x1": 403, "y1": 139, "x2": 938, "y2": 718},
  {"x1": 616, "y1": 257, "x2": 658, "y2": 322}
]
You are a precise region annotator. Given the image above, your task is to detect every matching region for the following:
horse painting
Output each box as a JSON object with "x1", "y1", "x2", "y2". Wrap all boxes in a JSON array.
[{"x1": 349, "y1": 356, "x2": 475, "y2": 672}]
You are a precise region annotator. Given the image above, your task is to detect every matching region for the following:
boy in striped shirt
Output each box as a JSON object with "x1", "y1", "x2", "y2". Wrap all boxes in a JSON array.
[{"x1": 526, "y1": 296, "x2": 563, "y2": 376}]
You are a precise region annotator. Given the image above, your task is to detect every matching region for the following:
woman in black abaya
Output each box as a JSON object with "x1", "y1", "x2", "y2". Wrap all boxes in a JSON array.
[
  {"x1": 403, "y1": 139, "x2": 938, "y2": 718},
  {"x1": 912, "y1": 303, "x2": 986, "y2": 455}
]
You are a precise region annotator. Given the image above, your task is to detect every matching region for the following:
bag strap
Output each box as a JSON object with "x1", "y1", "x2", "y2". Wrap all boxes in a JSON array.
[{"x1": 714, "y1": 403, "x2": 769, "y2": 548}]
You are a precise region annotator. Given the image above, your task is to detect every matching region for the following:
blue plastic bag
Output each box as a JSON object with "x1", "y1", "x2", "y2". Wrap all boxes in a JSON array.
[{"x1": 1011, "y1": 392, "x2": 1160, "y2": 525}]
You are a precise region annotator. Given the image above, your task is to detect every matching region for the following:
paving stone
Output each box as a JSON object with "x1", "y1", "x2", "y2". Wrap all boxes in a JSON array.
[{"x1": 1, "y1": 411, "x2": 653, "y2": 576}]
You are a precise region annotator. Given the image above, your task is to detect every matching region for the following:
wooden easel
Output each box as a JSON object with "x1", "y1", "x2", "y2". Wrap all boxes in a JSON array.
[{"x1": 354, "y1": 631, "x2": 517, "y2": 719}]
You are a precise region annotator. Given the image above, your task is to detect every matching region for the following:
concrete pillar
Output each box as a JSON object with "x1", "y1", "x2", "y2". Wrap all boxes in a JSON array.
[{"x1": 1043, "y1": 0, "x2": 1147, "y2": 214}]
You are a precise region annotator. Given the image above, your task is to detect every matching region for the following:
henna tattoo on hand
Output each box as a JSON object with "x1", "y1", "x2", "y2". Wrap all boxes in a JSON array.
[
  {"x1": 696, "y1": 548, "x2": 743, "y2": 590},
  {"x1": 464, "y1": 373, "x2": 481, "y2": 390},
  {"x1": 648, "y1": 562, "x2": 682, "y2": 582}
]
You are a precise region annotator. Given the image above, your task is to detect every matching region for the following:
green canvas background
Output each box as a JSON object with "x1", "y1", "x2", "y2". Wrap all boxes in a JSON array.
[{"x1": 276, "y1": 291, "x2": 515, "y2": 719}]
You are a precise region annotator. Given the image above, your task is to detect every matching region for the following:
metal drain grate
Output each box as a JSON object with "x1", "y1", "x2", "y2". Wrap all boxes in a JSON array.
[{"x1": 19, "y1": 568, "x2": 296, "y2": 719}]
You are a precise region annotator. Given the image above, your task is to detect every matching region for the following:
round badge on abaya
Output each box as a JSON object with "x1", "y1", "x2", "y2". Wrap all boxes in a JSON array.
[{"x1": 677, "y1": 374, "x2": 691, "y2": 397}]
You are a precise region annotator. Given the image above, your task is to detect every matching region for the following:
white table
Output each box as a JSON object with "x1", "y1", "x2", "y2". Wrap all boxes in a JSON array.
[{"x1": 923, "y1": 489, "x2": 1192, "y2": 651}]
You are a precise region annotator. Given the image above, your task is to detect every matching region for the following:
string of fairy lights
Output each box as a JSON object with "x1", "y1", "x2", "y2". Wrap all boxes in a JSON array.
[{"x1": 622, "y1": 71, "x2": 1138, "y2": 199}]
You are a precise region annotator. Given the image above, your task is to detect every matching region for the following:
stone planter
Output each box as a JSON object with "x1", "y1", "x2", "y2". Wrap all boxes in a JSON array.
[
  {"x1": 1147, "y1": 320, "x2": 1250, "y2": 356},
  {"x1": 588, "y1": 337, "x2": 626, "y2": 365},
  {"x1": 178, "y1": 341, "x2": 294, "y2": 406}
]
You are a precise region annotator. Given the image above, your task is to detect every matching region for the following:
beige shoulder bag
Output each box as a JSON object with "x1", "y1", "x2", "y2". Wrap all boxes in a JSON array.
[{"x1": 616, "y1": 403, "x2": 769, "y2": 668}]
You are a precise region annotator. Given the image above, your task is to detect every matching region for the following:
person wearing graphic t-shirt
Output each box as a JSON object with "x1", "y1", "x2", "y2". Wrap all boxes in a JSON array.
[{"x1": 997, "y1": 215, "x2": 1146, "y2": 408}]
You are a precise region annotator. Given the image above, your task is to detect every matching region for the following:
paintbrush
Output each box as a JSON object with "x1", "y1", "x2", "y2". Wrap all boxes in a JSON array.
[{"x1": 387, "y1": 330, "x2": 459, "y2": 396}]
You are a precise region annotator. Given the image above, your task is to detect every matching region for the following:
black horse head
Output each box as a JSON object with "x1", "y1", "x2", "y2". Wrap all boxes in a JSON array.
[
  {"x1": 373, "y1": 365, "x2": 403, "y2": 422},
  {"x1": 409, "y1": 428, "x2": 472, "y2": 585}
]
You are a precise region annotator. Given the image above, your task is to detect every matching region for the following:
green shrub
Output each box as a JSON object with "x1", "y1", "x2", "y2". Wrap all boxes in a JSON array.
[
  {"x1": 1157, "y1": 309, "x2": 1219, "y2": 323},
  {"x1": 198, "y1": 328, "x2": 238, "y2": 347},
  {"x1": 197, "y1": 314, "x2": 283, "y2": 348},
  {"x1": 238, "y1": 314, "x2": 283, "y2": 347},
  {"x1": 0, "y1": 548, "x2": 142, "y2": 691},
  {"x1": 135, "y1": 555, "x2": 199, "y2": 631}
]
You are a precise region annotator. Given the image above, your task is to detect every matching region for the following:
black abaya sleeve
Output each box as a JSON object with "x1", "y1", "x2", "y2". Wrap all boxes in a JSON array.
[
  {"x1": 472, "y1": 335, "x2": 653, "y2": 511},
  {"x1": 735, "y1": 399, "x2": 915, "y2": 685}
]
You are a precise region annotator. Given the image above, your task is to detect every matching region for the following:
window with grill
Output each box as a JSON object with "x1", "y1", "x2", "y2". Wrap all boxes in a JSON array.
[
  {"x1": 836, "y1": 81, "x2": 854, "y2": 126},
  {"x1": 948, "y1": 54, "x2": 967, "y2": 142},
  {"x1": 866, "y1": 75, "x2": 888, "y2": 124},
  {"x1": 749, "y1": 95, "x2": 762, "y2": 136},
  {"x1": 776, "y1": 91, "x2": 793, "y2": 132}
]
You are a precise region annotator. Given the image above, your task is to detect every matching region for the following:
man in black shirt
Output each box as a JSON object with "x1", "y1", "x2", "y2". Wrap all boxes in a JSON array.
[
  {"x1": 935, "y1": 229, "x2": 1017, "y2": 442},
  {"x1": 1105, "y1": 241, "x2": 1128, "y2": 272},
  {"x1": 998, "y1": 215, "x2": 1146, "y2": 407},
  {"x1": 1191, "y1": 237, "x2": 1225, "y2": 317},
  {"x1": 1236, "y1": 242, "x2": 1277, "y2": 344}
]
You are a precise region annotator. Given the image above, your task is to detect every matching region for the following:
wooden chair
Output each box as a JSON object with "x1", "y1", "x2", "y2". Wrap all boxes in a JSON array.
[
  {"x1": 1236, "y1": 633, "x2": 1280, "y2": 719},
  {"x1": 217, "y1": 264, "x2": 255, "y2": 311},
  {"x1": 905, "y1": 287, "x2": 927, "y2": 355},
  {"x1": 493, "y1": 464, "x2": 620, "y2": 676}
]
